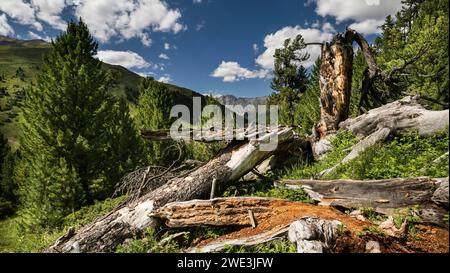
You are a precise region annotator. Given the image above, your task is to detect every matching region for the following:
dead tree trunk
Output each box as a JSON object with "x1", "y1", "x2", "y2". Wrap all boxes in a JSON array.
[
  {"x1": 46, "y1": 127, "x2": 295, "y2": 253},
  {"x1": 316, "y1": 31, "x2": 354, "y2": 139},
  {"x1": 275, "y1": 177, "x2": 449, "y2": 227}
]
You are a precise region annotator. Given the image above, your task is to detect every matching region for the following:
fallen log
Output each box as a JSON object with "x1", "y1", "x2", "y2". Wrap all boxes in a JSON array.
[
  {"x1": 315, "y1": 96, "x2": 449, "y2": 171},
  {"x1": 149, "y1": 197, "x2": 279, "y2": 228},
  {"x1": 46, "y1": 127, "x2": 295, "y2": 253},
  {"x1": 275, "y1": 177, "x2": 449, "y2": 227}
]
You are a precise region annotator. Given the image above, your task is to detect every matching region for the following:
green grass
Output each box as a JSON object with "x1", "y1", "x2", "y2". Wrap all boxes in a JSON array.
[
  {"x1": 220, "y1": 240, "x2": 297, "y2": 253},
  {"x1": 282, "y1": 130, "x2": 449, "y2": 180},
  {"x1": 0, "y1": 196, "x2": 125, "y2": 253}
]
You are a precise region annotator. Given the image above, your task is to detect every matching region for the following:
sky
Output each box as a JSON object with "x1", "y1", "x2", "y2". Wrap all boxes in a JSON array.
[{"x1": 0, "y1": 0, "x2": 404, "y2": 98}]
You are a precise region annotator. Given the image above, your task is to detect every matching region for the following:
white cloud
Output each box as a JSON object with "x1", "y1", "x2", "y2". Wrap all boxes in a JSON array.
[
  {"x1": 349, "y1": 19, "x2": 384, "y2": 35},
  {"x1": 193, "y1": 0, "x2": 202, "y2": 3},
  {"x1": 96, "y1": 50, "x2": 151, "y2": 69},
  {"x1": 252, "y1": 43, "x2": 259, "y2": 54},
  {"x1": 0, "y1": 14, "x2": 14, "y2": 36},
  {"x1": 256, "y1": 26, "x2": 333, "y2": 70},
  {"x1": 159, "y1": 53, "x2": 169, "y2": 60},
  {"x1": 31, "y1": 0, "x2": 67, "y2": 30},
  {"x1": 164, "y1": 42, "x2": 170, "y2": 50},
  {"x1": 0, "y1": 0, "x2": 43, "y2": 31},
  {"x1": 28, "y1": 31, "x2": 52, "y2": 42},
  {"x1": 158, "y1": 75, "x2": 171, "y2": 83},
  {"x1": 211, "y1": 24, "x2": 334, "y2": 82},
  {"x1": 315, "y1": 0, "x2": 402, "y2": 34},
  {"x1": 211, "y1": 61, "x2": 269, "y2": 82},
  {"x1": 195, "y1": 21, "x2": 205, "y2": 31},
  {"x1": 74, "y1": 0, "x2": 185, "y2": 44},
  {"x1": 315, "y1": 0, "x2": 402, "y2": 22}
]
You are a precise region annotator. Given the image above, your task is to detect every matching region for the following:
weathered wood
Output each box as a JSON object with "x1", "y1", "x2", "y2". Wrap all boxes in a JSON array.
[
  {"x1": 316, "y1": 31, "x2": 354, "y2": 139},
  {"x1": 314, "y1": 96, "x2": 449, "y2": 164},
  {"x1": 275, "y1": 177, "x2": 449, "y2": 227},
  {"x1": 149, "y1": 197, "x2": 276, "y2": 228},
  {"x1": 46, "y1": 127, "x2": 295, "y2": 253},
  {"x1": 189, "y1": 225, "x2": 290, "y2": 253}
]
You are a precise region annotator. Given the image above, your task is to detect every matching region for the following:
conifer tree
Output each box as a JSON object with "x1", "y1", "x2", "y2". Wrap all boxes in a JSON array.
[
  {"x1": 19, "y1": 20, "x2": 142, "y2": 228},
  {"x1": 269, "y1": 35, "x2": 310, "y2": 125},
  {"x1": 137, "y1": 78, "x2": 177, "y2": 165}
]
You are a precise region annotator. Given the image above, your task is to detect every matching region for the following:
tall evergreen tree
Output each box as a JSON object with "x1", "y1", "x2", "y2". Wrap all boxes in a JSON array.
[
  {"x1": 137, "y1": 78, "x2": 177, "y2": 165},
  {"x1": 19, "y1": 20, "x2": 142, "y2": 228},
  {"x1": 269, "y1": 35, "x2": 310, "y2": 125}
]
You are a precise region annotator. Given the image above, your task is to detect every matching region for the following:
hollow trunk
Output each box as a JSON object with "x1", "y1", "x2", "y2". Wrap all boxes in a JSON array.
[{"x1": 316, "y1": 32, "x2": 354, "y2": 139}]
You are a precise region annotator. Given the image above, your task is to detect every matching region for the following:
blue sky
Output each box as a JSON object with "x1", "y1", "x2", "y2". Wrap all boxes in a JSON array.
[{"x1": 0, "y1": 0, "x2": 404, "y2": 97}]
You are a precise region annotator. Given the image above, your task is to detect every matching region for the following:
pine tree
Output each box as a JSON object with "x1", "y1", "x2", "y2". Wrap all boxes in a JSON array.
[
  {"x1": 269, "y1": 35, "x2": 310, "y2": 125},
  {"x1": 136, "y1": 78, "x2": 177, "y2": 165},
  {"x1": 19, "y1": 20, "x2": 142, "y2": 228}
]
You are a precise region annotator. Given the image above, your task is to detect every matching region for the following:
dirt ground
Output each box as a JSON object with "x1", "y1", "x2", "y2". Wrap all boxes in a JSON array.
[{"x1": 195, "y1": 200, "x2": 449, "y2": 253}]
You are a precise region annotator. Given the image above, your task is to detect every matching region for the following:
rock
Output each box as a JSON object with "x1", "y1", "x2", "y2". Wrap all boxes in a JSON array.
[
  {"x1": 366, "y1": 241, "x2": 381, "y2": 253},
  {"x1": 379, "y1": 216, "x2": 408, "y2": 238},
  {"x1": 349, "y1": 210, "x2": 366, "y2": 222},
  {"x1": 288, "y1": 217, "x2": 342, "y2": 253}
]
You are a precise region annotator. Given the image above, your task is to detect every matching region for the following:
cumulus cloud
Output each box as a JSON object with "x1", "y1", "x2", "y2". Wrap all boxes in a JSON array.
[
  {"x1": 74, "y1": 0, "x2": 185, "y2": 44},
  {"x1": 0, "y1": 14, "x2": 14, "y2": 36},
  {"x1": 315, "y1": 0, "x2": 402, "y2": 34},
  {"x1": 193, "y1": 0, "x2": 202, "y2": 4},
  {"x1": 28, "y1": 31, "x2": 52, "y2": 42},
  {"x1": 256, "y1": 26, "x2": 333, "y2": 70},
  {"x1": 0, "y1": 0, "x2": 43, "y2": 31},
  {"x1": 164, "y1": 42, "x2": 170, "y2": 50},
  {"x1": 31, "y1": 0, "x2": 67, "y2": 30},
  {"x1": 158, "y1": 75, "x2": 171, "y2": 83},
  {"x1": 159, "y1": 53, "x2": 169, "y2": 60},
  {"x1": 211, "y1": 61, "x2": 269, "y2": 82},
  {"x1": 211, "y1": 24, "x2": 334, "y2": 82},
  {"x1": 95, "y1": 50, "x2": 151, "y2": 69}
]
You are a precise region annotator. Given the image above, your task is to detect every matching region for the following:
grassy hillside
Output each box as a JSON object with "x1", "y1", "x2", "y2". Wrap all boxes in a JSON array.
[{"x1": 0, "y1": 35, "x2": 205, "y2": 149}]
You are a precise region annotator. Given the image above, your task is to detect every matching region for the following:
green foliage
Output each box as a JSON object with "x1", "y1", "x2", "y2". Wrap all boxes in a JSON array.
[
  {"x1": 0, "y1": 196, "x2": 123, "y2": 252},
  {"x1": 18, "y1": 20, "x2": 143, "y2": 229},
  {"x1": 269, "y1": 34, "x2": 310, "y2": 125},
  {"x1": 221, "y1": 240, "x2": 297, "y2": 253},
  {"x1": 294, "y1": 58, "x2": 321, "y2": 136},
  {"x1": 283, "y1": 131, "x2": 359, "y2": 179},
  {"x1": 375, "y1": 0, "x2": 449, "y2": 107},
  {"x1": 223, "y1": 179, "x2": 315, "y2": 204},
  {"x1": 0, "y1": 134, "x2": 19, "y2": 218},
  {"x1": 330, "y1": 130, "x2": 449, "y2": 180},
  {"x1": 283, "y1": 130, "x2": 448, "y2": 180},
  {"x1": 359, "y1": 208, "x2": 387, "y2": 223},
  {"x1": 357, "y1": 226, "x2": 386, "y2": 238},
  {"x1": 393, "y1": 206, "x2": 421, "y2": 237},
  {"x1": 116, "y1": 228, "x2": 181, "y2": 253}
]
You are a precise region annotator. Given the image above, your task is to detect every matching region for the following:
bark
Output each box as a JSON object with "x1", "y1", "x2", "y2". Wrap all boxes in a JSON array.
[
  {"x1": 46, "y1": 127, "x2": 295, "y2": 253},
  {"x1": 316, "y1": 31, "x2": 354, "y2": 139},
  {"x1": 275, "y1": 177, "x2": 449, "y2": 227}
]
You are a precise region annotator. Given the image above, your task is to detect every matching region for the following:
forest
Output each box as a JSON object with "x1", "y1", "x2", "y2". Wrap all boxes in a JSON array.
[{"x1": 0, "y1": 0, "x2": 448, "y2": 253}]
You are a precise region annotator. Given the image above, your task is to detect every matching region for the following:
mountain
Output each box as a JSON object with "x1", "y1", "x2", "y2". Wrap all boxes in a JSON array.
[
  {"x1": 0, "y1": 35, "x2": 207, "y2": 148},
  {"x1": 214, "y1": 95, "x2": 268, "y2": 115}
]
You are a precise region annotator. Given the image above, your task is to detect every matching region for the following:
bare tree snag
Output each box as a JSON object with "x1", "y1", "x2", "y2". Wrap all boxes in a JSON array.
[
  {"x1": 316, "y1": 31, "x2": 354, "y2": 139},
  {"x1": 46, "y1": 127, "x2": 295, "y2": 253},
  {"x1": 275, "y1": 177, "x2": 449, "y2": 227}
]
